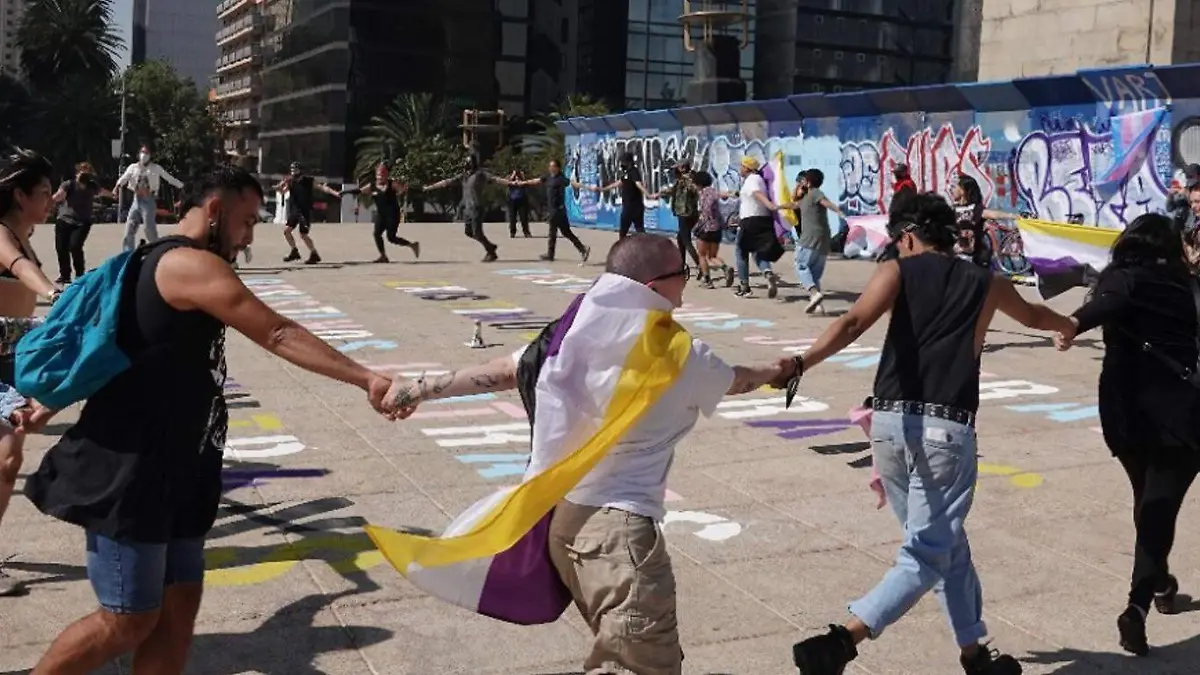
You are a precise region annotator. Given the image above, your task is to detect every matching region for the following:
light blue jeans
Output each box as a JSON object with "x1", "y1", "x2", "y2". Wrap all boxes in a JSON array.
[
  {"x1": 734, "y1": 227, "x2": 772, "y2": 284},
  {"x1": 123, "y1": 196, "x2": 159, "y2": 251},
  {"x1": 793, "y1": 245, "x2": 827, "y2": 292},
  {"x1": 848, "y1": 410, "x2": 987, "y2": 647}
]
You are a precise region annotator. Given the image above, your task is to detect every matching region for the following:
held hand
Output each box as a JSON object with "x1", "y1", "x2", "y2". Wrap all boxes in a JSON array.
[
  {"x1": 767, "y1": 356, "x2": 799, "y2": 389},
  {"x1": 367, "y1": 372, "x2": 395, "y2": 416},
  {"x1": 383, "y1": 376, "x2": 421, "y2": 420},
  {"x1": 1054, "y1": 317, "x2": 1079, "y2": 351}
]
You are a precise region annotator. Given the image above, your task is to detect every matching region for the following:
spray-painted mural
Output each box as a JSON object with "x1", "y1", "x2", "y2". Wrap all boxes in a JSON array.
[{"x1": 558, "y1": 64, "x2": 1200, "y2": 241}]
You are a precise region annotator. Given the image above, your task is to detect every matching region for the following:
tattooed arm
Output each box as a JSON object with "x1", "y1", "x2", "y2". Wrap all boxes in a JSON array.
[{"x1": 385, "y1": 354, "x2": 519, "y2": 413}]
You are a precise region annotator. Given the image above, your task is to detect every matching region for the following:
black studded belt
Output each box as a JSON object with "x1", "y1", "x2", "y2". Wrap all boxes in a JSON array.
[{"x1": 870, "y1": 398, "x2": 976, "y2": 428}]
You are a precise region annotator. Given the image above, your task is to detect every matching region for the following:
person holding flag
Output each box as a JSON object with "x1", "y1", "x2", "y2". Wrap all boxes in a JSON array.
[{"x1": 370, "y1": 234, "x2": 800, "y2": 675}]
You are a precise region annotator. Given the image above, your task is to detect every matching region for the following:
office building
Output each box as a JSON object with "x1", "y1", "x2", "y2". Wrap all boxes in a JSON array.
[
  {"x1": 132, "y1": 0, "x2": 219, "y2": 88},
  {"x1": 754, "y1": 0, "x2": 960, "y2": 97},
  {"x1": 499, "y1": 0, "x2": 579, "y2": 117},
  {"x1": 212, "y1": 0, "x2": 265, "y2": 168},
  {"x1": 578, "y1": 0, "x2": 755, "y2": 111},
  {"x1": 0, "y1": 0, "x2": 25, "y2": 76}
]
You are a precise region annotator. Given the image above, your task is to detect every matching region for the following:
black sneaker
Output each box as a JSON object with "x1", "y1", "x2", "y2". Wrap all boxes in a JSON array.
[
  {"x1": 1118, "y1": 605, "x2": 1149, "y2": 656},
  {"x1": 734, "y1": 284, "x2": 752, "y2": 297},
  {"x1": 304, "y1": 252, "x2": 322, "y2": 265},
  {"x1": 793, "y1": 624, "x2": 856, "y2": 675},
  {"x1": 482, "y1": 249, "x2": 498, "y2": 263},
  {"x1": 701, "y1": 278, "x2": 715, "y2": 289},
  {"x1": 723, "y1": 266, "x2": 735, "y2": 287},
  {"x1": 411, "y1": 242, "x2": 421, "y2": 259},
  {"x1": 539, "y1": 254, "x2": 555, "y2": 262},
  {"x1": 580, "y1": 245, "x2": 591, "y2": 264},
  {"x1": 1154, "y1": 575, "x2": 1179, "y2": 614},
  {"x1": 766, "y1": 271, "x2": 779, "y2": 299},
  {"x1": 284, "y1": 249, "x2": 301, "y2": 262},
  {"x1": 373, "y1": 255, "x2": 389, "y2": 264},
  {"x1": 961, "y1": 645, "x2": 1023, "y2": 674}
]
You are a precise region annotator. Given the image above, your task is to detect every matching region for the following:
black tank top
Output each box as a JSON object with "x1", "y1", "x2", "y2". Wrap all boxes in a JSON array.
[
  {"x1": 372, "y1": 182, "x2": 400, "y2": 224},
  {"x1": 27, "y1": 237, "x2": 229, "y2": 542},
  {"x1": 873, "y1": 253, "x2": 992, "y2": 412}
]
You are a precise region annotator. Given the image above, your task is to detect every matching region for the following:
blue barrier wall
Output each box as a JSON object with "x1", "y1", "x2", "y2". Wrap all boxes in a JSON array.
[{"x1": 557, "y1": 64, "x2": 1200, "y2": 234}]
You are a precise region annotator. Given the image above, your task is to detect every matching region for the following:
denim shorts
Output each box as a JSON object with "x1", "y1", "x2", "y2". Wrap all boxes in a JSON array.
[
  {"x1": 0, "y1": 383, "x2": 25, "y2": 427},
  {"x1": 85, "y1": 532, "x2": 206, "y2": 614}
]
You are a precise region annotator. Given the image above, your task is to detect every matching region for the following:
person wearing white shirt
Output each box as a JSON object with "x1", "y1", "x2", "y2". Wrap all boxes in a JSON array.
[
  {"x1": 734, "y1": 156, "x2": 784, "y2": 298},
  {"x1": 383, "y1": 234, "x2": 801, "y2": 675},
  {"x1": 113, "y1": 146, "x2": 184, "y2": 251}
]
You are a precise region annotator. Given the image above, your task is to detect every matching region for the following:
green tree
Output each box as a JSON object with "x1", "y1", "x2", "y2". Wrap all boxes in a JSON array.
[
  {"x1": 521, "y1": 94, "x2": 609, "y2": 166},
  {"x1": 17, "y1": 0, "x2": 121, "y2": 92},
  {"x1": 23, "y1": 73, "x2": 118, "y2": 178},
  {"x1": 483, "y1": 142, "x2": 547, "y2": 217},
  {"x1": 0, "y1": 73, "x2": 31, "y2": 150},
  {"x1": 122, "y1": 61, "x2": 222, "y2": 180},
  {"x1": 391, "y1": 134, "x2": 468, "y2": 216}
]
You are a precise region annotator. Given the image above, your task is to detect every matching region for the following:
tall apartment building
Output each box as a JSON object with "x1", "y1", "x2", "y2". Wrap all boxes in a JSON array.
[
  {"x1": 755, "y1": 0, "x2": 960, "y2": 97},
  {"x1": 497, "y1": 0, "x2": 579, "y2": 118},
  {"x1": 0, "y1": 0, "x2": 26, "y2": 76},
  {"x1": 132, "y1": 0, "x2": 219, "y2": 87},
  {"x1": 212, "y1": 0, "x2": 265, "y2": 169}
]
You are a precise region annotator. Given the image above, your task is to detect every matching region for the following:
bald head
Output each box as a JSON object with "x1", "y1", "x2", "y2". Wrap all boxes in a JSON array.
[{"x1": 604, "y1": 234, "x2": 681, "y2": 283}]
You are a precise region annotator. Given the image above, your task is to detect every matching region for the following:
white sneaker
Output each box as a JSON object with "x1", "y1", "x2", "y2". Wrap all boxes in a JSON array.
[{"x1": 805, "y1": 291, "x2": 826, "y2": 315}]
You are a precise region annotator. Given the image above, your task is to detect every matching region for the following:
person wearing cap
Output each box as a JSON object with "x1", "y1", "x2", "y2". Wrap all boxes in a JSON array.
[
  {"x1": 276, "y1": 161, "x2": 342, "y2": 265},
  {"x1": 732, "y1": 156, "x2": 785, "y2": 298},
  {"x1": 114, "y1": 146, "x2": 185, "y2": 252},
  {"x1": 652, "y1": 159, "x2": 702, "y2": 270}
]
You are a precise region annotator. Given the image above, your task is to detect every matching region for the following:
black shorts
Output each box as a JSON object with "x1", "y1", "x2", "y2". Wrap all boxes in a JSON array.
[
  {"x1": 286, "y1": 212, "x2": 312, "y2": 235},
  {"x1": 694, "y1": 230, "x2": 723, "y2": 244}
]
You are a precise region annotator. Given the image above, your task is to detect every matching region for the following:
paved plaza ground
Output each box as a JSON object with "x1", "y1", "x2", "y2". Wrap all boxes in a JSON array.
[{"x1": 0, "y1": 220, "x2": 1196, "y2": 674}]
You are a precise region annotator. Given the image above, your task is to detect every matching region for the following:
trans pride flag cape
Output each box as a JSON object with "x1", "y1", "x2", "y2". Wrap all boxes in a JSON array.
[
  {"x1": 365, "y1": 273, "x2": 691, "y2": 624},
  {"x1": 1015, "y1": 218, "x2": 1119, "y2": 299}
]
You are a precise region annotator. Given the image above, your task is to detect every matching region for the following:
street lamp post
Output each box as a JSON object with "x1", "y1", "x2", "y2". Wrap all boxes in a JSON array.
[{"x1": 113, "y1": 72, "x2": 128, "y2": 223}]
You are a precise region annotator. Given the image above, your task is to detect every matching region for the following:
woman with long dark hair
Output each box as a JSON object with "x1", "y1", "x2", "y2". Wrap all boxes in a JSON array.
[
  {"x1": 692, "y1": 171, "x2": 732, "y2": 288},
  {"x1": 951, "y1": 174, "x2": 1016, "y2": 268},
  {"x1": 1056, "y1": 212, "x2": 1200, "y2": 656},
  {"x1": 356, "y1": 162, "x2": 420, "y2": 263},
  {"x1": 0, "y1": 150, "x2": 62, "y2": 596}
]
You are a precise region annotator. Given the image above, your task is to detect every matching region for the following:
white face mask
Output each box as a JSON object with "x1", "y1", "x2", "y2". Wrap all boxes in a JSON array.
[{"x1": 139, "y1": 153, "x2": 150, "y2": 164}]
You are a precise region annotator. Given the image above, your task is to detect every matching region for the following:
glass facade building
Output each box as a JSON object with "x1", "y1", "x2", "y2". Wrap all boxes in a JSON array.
[
  {"x1": 132, "y1": 0, "x2": 219, "y2": 88},
  {"x1": 257, "y1": 0, "x2": 498, "y2": 182}
]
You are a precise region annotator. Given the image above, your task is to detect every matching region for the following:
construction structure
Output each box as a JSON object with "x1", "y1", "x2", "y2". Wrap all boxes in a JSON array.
[
  {"x1": 679, "y1": 0, "x2": 750, "y2": 104},
  {"x1": 461, "y1": 109, "x2": 506, "y2": 152}
]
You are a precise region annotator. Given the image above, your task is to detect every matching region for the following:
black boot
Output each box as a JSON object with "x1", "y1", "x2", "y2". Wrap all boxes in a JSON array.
[
  {"x1": 961, "y1": 645, "x2": 1023, "y2": 674},
  {"x1": 1154, "y1": 575, "x2": 1179, "y2": 615},
  {"x1": 792, "y1": 624, "x2": 856, "y2": 675},
  {"x1": 1118, "y1": 605, "x2": 1149, "y2": 656}
]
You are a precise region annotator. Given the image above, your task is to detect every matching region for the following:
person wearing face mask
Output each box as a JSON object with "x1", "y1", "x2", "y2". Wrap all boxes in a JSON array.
[
  {"x1": 25, "y1": 166, "x2": 399, "y2": 675},
  {"x1": 789, "y1": 193, "x2": 1074, "y2": 675},
  {"x1": 52, "y1": 162, "x2": 113, "y2": 284},
  {"x1": 113, "y1": 146, "x2": 185, "y2": 252}
]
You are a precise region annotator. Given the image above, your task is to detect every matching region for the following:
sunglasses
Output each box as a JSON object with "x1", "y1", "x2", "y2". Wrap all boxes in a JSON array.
[{"x1": 649, "y1": 263, "x2": 691, "y2": 283}]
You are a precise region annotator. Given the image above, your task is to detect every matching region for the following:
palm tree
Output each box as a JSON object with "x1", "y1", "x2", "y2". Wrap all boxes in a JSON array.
[
  {"x1": 0, "y1": 72, "x2": 31, "y2": 149},
  {"x1": 353, "y1": 92, "x2": 456, "y2": 181},
  {"x1": 21, "y1": 73, "x2": 118, "y2": 176},
  {"x1": 17, "y1": 0, "x2": 122, "y2": 92},
  {"x1": 521, "y1": 94, "x2": 609, "y2": 163}
]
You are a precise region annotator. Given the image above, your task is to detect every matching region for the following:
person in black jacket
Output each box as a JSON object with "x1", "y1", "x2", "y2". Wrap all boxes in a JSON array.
[{"x1": 1056, "y1": 212, "x2": 1200, "y2": 657}]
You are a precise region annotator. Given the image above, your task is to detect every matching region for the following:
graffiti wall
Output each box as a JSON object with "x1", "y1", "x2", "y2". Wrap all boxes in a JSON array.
[{"x1": 559, "y1": 65, "x2": 1200, "y2": 234}]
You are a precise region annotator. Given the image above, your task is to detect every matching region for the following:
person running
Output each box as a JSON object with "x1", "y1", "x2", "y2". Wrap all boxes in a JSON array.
[
  {"x1": 515, "y1": 159, "x2": 591, "y2": 264},
  {"x1": 0, "y1": 151, "x2": 62, "y2": 597},
  {"x1": 52, "y1": 162, "x2": 112, "y2": 284},
  {"x1": 790, "y1": 193, "x2": 1074, "y2": 675},
  {"x1": 425, "y1": 154, "x2": 507, "y2": 262},
  {"x1": 506, "y1": 169, "x2": 532, "y2": 238},
  {"x1": 354, "y1": 162, "x2": 420, "y2": 264},
  {"x1": 733, "y1": 156, "x2": 784, "y2": 299},
  {"x1": 278, "y1": 161, "x2": 341, "y2": 265},
  {"x1": 24, "y1": 166, "x2": 397, "y2": 674},
  {"x1": 597, "y1": 152, "x2": 647, "y2": 238},
  {"x1": 786, "y1": 169, "x2": 847, "y2": 315},
  {"x1": 951, "y1": 174, "x2": 1017, "y2": 269},
  {"x1": 654, "y1": 160, "x2": 702, "y2": 268},
  {"x1": 1053, "y1": 213, "x2": 1200, "y2": 656},
  {"x1": 383, "y1": 233, "x2": 800, "y2": 675},
  {"x1": 692, "y1": 171, "x2": 732, "y2": 289},
  {"x1": 114, "y1": 146, "x2": 184, "y2": 252}
]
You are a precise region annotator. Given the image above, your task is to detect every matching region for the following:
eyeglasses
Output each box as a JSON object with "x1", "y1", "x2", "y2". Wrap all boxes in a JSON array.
[{"x1": 649, "y1": 263, "x2": 691, "y2": 283}]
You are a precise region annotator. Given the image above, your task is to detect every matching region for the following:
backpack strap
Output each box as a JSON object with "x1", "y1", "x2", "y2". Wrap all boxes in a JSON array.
[{"x1": 1111, "y1": 278, "x2": 1200, "y2": 388}]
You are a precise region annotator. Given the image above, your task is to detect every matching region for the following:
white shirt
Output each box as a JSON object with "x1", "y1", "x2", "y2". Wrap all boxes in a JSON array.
[
  {"x1": 116, "y1": 161, "x2": 183, "y2": 196},
  {"x1": 739, "y1": 173, "x2": 771, "y2": 219},
  {"x1": 514, "y1": 338, "x2": 735, "y2": 521}
]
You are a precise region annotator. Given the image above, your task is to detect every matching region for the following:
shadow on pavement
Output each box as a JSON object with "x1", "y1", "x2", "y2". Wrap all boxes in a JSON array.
[{"x1": 1023, "y1": 630, "x2": 1200, "y2": 674}]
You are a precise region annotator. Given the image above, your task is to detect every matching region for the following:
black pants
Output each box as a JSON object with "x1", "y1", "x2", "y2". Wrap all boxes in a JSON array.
[
  {"x1": 464, "y1": 211, "x2": 497, "y2": 253},
  {"x1": 618, "y1": 209, "x2": 645, "y2": 238},
  {"x1": 546, "y1": 212, "x2": 586, "y2": 259},
  {"x1": 508, "y1": 198, "x2": 531, "y2": 237},
  {"x1": 54, "y1": 219, "x2": 91, "y2": 281},
  {"x1": 1119, "y1": 452, "x2": 1199, "y2": 610},
  {"x1": 676, "y1": 215, "x2": 700, "y2": 266},
  {"x1": 373, "y1": 218, "x2": 412, "y2": 256}
]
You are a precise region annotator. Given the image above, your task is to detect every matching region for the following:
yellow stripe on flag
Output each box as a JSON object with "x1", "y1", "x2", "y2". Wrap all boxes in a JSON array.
[
  {"x1": 773, "y1": 151, "x2": 798, "y2": 228},
  {"x1": 365, "y1": 309, "x2": 692, "y2": 571},
  {"x1": 1016, "y1": 218, "x2": 1120, "y2": 251}
]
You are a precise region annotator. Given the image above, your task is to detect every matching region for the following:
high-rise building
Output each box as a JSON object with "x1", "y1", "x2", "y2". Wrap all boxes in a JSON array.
[
  {"x1": 754, "y1": 0, "x2": 960, "y2": 97},
  {"x1": 0, "y1": 0, "x2": 26, "y2": 76},
  {"x1": 212, "y1": 0, "x2": 265, "y2": 170},
  {"x1": 132, "y1": 0, "x2": 219, "y2": 88},
  {"x1": 577, "y1": 0, "x2": 755, "y2": 111}
]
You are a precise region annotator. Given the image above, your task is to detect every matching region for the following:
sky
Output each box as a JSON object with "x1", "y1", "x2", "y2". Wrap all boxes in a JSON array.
[{"x1": 112, "y1": 0, "x2": 133, "y2": 68}]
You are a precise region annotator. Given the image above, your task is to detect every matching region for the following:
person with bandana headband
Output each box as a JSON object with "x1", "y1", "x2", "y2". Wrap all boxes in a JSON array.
[
  {"x1": 25, "y1": 166, "x2": 401, "y2": 674},
  {"x1": 113, "y1": 146, "x2": 184, "y2": 252}
]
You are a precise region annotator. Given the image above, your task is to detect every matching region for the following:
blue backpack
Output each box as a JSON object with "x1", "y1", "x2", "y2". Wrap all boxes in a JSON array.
[{"x1": 14, "y1": 249, "x2": 138, "y2": 410}]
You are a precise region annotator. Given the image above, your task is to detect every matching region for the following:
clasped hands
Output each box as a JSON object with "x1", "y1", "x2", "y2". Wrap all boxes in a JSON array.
[
  {"x1": 1053, "y1": 316, "x2": 1081, "y2": 352},
  {"x1": 365, "y1": 373, "x2": 423, "y2": 421}
]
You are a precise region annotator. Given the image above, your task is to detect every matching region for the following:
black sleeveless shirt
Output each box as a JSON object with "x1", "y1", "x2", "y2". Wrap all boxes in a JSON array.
[
  {"x1": 27, "y1": 237, "x2": 229, "y2": 543},
  {"x1": 372, "y1": 182, "x2": 400, "y2": 225},
  {"x1": 873, "y1": 253, "x2": 992, "y2": 412}
]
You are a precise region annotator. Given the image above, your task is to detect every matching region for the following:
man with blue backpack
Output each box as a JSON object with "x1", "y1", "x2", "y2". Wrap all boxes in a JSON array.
[{"x1": 20, "y1": 166, "x2": 397, "y2": 675}]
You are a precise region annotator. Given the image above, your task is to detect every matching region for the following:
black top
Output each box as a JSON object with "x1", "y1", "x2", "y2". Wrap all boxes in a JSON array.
[
  {"x1": 1073, "y1": 266, "x2": 1200, "y2": 459},
  {"x1": 543, "y1": 173, "x2": 568, "y2": 215},
  {"x1": 26, "y1": 237, "x2": 229, "y2": 543},
  {"x1": 372, "y1": 182, "x2": 401, "y2": 225},
  {"x1": 288, "y1": 175, "x2": 316, "y2": 215},
  {"x1": 955, "y1": 202, "x2": 989, "y2": 266},
  {"x1": 57, "y1": 179, "x2": 100, "y2": 225},
  {"x1": 873, "y1": 253, "x2": 992, "y2": 412},
  {"x1": 618, "y1": 166, "x2": 644, "y2": 212}
]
